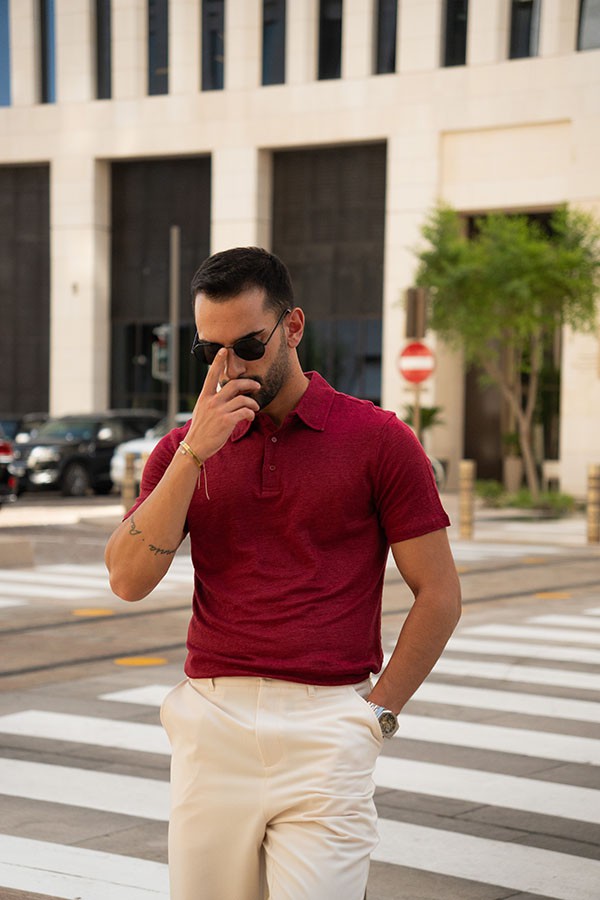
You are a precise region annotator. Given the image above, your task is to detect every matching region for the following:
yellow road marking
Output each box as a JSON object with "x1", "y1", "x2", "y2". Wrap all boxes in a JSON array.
[
  {"x1": 114, "y1": 656, "x2": 168, "y2": 667},
  {"x1": 72, "y1": 608, "x2": 115, "y2": 617},
  {"x1": 534, "y1": 591, "x2": 572, "y2": 600}
]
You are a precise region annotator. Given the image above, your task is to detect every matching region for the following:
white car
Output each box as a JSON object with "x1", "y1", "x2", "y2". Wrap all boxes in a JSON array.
[{"x1": 110, "y1": 413, "x2": 191, "y2": 491}]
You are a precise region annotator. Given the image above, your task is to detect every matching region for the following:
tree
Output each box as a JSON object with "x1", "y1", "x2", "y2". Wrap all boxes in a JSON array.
[{"x1": 415, "y1": 205, "x2": 600, "y2": 498}]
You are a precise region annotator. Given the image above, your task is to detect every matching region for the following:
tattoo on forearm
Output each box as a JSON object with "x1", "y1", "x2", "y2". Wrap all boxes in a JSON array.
[
  {"x1": 127, "y1": 514, "x2": 174, "y2": 558},
  {"x1": 148, "y1": 544, "x2": 176, "y2": 557},
  {"x1": 128, "y1": 515, "x2": 142, "y2": 536}
]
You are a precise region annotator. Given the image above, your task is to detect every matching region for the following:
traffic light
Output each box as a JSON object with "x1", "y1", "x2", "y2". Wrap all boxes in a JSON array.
[{"x1": 151, "y1": 324, "x2": 171, "y2": 382}]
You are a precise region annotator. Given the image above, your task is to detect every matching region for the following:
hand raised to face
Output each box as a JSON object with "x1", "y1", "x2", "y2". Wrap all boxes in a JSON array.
[{"x1": 185, "y1": 349, "x2": 261, "y2": 462}]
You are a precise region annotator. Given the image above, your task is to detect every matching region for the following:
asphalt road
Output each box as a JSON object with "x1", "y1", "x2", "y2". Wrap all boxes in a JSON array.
[{"x1": 0, "y1": 495, "x2": 599, "y2": 899}]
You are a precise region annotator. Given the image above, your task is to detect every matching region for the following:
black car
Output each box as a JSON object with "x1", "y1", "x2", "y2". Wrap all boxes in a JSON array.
[
  {"x1": 0, "y1": 427, "x2": 17, "y2": 506},
  {"x1": 10, "y1": 410, "x2": 162, "y2": 497}
]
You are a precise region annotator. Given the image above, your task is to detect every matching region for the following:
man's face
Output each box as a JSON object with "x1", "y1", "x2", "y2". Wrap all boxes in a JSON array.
[{"x1": 194, "y1": 287, "x2": 291, "y2": 412}]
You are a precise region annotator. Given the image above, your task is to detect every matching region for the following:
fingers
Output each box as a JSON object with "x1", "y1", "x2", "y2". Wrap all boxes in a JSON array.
[{"x1": 201, "y1": 348, "x2": 227, "y2": 395}]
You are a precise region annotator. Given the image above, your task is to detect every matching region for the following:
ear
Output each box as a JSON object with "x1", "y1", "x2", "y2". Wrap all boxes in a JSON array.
[{"x1": 286, "y1": 307, "x2": 305, "y2": 348}]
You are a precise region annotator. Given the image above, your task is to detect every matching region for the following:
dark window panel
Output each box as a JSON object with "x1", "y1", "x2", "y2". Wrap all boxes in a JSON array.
[
  {"x1": 272, "y1": 144, "x2": 386, "y2": 404},
  {"x1": 375, "y1": 0, "x2": 397, "y2": 74},
  {"x1": 39, "y1": 0, "x2": 56, "y2": 103},
  {"x1": 318, "y1": 0, "x2": 343, "y2": 80},
  {"x1": 0, "y1": 0, "x2": 10, "y2": 106},
  {"x1": 509, "y1": 0, "x2": 540, "y2": 59},
  {"x1": 96, "y1": 0, "x2": 112, "y2": 99},
  {"x1": 578, "y1": 0, "x2": 600, "y2": 50},
  {"x1": 148, "y1": 0, "x2": 169, "y2": 95},
  {"x1": 0, "y1": 166, "x2": 50, "y2": 414},
  {"x1": 262, "y1": 0, "x2": 286, "y2": 85},
  {"x1": 442, "y1": 0, "x2": 468, "y2": 67},
  {"x1": 202, "y1": 0, "x2": 225, "y2": 91},
  {"x1": 110, "y1": 158, "x2": 211, "y2": 410}
]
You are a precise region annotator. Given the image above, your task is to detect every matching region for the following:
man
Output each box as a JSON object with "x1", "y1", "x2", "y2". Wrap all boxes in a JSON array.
[{"x1": 105, "y1": 247, "x2": 461, "y2": 900}]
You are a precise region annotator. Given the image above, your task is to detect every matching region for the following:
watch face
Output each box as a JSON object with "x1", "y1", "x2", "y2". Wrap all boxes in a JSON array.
[{"x1": 379, "y1": 711, "x2": 399, "y2": 737}]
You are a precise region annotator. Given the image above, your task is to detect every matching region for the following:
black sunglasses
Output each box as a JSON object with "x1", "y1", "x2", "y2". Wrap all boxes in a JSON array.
[{"x1": 191, "y1": 308, "x2": 291, "y2": 365}]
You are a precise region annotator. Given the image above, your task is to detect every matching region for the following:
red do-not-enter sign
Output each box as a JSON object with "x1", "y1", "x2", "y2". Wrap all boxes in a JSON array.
[{"x1": 397, "y1": 342, "x2": 435, "y2": 384}]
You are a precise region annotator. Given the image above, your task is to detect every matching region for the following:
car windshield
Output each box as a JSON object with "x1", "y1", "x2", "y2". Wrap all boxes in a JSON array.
[
  {"x1": 35, "y1": 418, "x2": 98, "y2": 441},
  {"x1": 146, "y1": 414, "x2": 189, "y2": 439}
]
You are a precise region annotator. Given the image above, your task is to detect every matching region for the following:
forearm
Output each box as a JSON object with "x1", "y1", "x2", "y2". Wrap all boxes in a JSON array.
[
  {"x1": 105, "y1": 451, "x2": 199, "y2": 601},
  {"x1": 368, "y1": 587, "x2": 461, "y2": 714}
]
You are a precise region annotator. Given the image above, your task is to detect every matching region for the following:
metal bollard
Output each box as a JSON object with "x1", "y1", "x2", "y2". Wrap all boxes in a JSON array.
[
  {"x1": 587, "y1": 464, "x2": 600, "y2": 544},
  {"x1": 122, "y1": 452, "x2": 136, "y2": 512},
  {"x1": 459, "y1": 459, "x2": 476, "y2": 541}
]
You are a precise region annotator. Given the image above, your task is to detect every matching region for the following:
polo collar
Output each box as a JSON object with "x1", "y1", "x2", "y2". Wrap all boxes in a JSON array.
[{"x1": 231, "y1": 371, "x2": 335, "y2": 442}]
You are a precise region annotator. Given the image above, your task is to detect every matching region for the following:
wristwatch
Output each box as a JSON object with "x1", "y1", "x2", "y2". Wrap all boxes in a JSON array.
[{"x1": 367, "y1": 702, "x2": 399, "y2": 739}]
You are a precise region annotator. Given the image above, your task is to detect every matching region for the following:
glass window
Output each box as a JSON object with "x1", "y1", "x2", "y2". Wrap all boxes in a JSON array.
[
  {"x1": 262, "y1": 0, "x2": 285, "y2": 85},
  {"x1": 375, "y1": 0, "x2": 397, "y2": 74},
  {"x1": 578, "y1": 0, "x2": 600, "y2": 49},
  {"x1": 0, "y1": 0, "x2": 10, "y2": 106},
  {"x1": 442, "y1": 0, "x2": 468, "y2": 67},
  {"x1": 148, "y1": 0, "x2": 168, "y2": 95},
  {"x1": 318, "y1": 0, "x2": 343, "y2": 80},
  {"x1": 509, "y1": 0, "x2": 540, "y2": 58},
  {"x1": 202, "y1": 0, "x2": 225, "y2": 90},
  {"x1": 39, "y1": 0, "x2": 56, "y2": 103},
  {"x1": 96, "y1": 0, "x2": 111, "y2": 99}
]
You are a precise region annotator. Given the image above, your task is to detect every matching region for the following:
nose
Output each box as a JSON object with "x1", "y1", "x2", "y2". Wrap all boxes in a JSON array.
[{"x1": 223, "y1": 347, "x2": 247, "y2": 381}]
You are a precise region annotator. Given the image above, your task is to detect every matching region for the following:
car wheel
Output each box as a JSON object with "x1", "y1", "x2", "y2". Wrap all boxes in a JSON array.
[{"x1": 61, "y1": 462, "x2": 91, "y2": 497}]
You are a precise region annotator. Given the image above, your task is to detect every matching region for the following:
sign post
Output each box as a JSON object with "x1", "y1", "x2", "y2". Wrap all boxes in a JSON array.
[{"x1": 397, "y1": 342, "x2": 436, "y2": 443}]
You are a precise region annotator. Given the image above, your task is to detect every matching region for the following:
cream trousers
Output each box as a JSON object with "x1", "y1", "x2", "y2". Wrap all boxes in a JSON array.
[{"x1": 160, "y1": 676, "x2": 383, "y2": 900}]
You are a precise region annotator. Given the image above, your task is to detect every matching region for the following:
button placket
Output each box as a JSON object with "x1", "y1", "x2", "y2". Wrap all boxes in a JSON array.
[{"x1": 262, "y1": 431, "x2": 280, "y2": 493}]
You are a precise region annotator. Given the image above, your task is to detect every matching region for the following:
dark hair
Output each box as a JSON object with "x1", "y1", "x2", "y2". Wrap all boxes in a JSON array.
[{"x1": 190, "y1": 247, "x2": 294, "y2": 315}]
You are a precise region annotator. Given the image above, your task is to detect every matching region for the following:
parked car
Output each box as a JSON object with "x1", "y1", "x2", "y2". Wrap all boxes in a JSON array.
[
  {"x1": 110, "y1": 412, "x2": 191, "y2": 492},
  {"x1": 0, "y1": 412, "x2": 48, "y2": 444},
  {"x1": 9, "y1": 410, "x2": 162, "y2": 497},
  {"x1": 0, "y1": 427, "x2": 18, "y2": 507}
]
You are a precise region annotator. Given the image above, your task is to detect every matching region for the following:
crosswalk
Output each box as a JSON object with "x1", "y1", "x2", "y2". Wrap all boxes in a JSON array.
[
  {"x1": 0, "y1": 581, "x2": 599, "y2": 898},
  {"x1": 0, "y1": 556, "x2": 195, "y2": 609}
]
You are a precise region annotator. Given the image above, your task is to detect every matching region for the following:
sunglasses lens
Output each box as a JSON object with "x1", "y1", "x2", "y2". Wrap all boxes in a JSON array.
[{"x1": 234, "y1": 339, "x2": 265, "y2": 361}]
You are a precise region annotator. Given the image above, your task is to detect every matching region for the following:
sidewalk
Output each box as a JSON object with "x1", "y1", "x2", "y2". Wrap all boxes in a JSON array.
[{"x1": 0, "y1": 493, "x2": 596, "y2": 550}]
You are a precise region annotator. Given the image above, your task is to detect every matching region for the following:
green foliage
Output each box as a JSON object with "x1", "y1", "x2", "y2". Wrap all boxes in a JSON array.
[
  {"x1": 415, "y1": 205, "x2": 600, "y2": 368},
  {"x1": 403, "y1": 404, "x2": 445, "y2": 432},
  {"x1": 475, "y1": 480, "x2": 576, "y2": 516}
]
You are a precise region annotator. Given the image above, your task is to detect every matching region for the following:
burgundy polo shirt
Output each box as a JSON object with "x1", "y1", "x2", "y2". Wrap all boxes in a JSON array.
[{"x1": 130, "y1": 372, "x2": 450, "y2": 685}]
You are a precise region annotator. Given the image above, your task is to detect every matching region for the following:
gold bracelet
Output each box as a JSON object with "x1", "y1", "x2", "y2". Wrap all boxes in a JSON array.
[{"x1": 179, "y1": 440, "x2": 204, "y2": 470}]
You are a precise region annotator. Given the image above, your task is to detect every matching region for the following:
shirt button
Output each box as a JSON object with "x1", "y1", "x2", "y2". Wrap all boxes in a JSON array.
[
  {"x1": 269, "y1": 465, "x2": 276, "y2": 471},
  {"x1": 271, "y1": 436, "x2": 277, "y2": 443}
]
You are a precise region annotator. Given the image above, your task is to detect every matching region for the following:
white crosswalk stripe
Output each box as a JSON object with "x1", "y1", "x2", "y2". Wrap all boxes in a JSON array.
[
  {"x1": 1, "y1": 598, "x2": 599, "y2": 898},
  {"x1": 0, "y1": 559, "x2": 194, "y2": 607}
]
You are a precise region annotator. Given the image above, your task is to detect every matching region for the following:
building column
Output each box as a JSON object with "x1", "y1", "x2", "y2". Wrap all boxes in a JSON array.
[
  {"x1": 112, "y1": 0, "x2": 146, "y2": 99},
  {"x1": 342, "y1": 0, "x2": 374, "y2": 79},
  {"x1": 225, "y1": 0, "x2": 261, "y2": 90},
  {"x1": 211, "y1": 146, "x2": 272, "y2": 253},
  {"x1": 55, "y1": 0, "x2": 94, "y2": 102},
  {"x1": 467, "y1": 0, "x2": 510, "y2": 66},
  {"x1": 398, "y1": 0, "x2": 443, "y2": 72},
  {"x1": 49, "y1": 157, "x2": 110, "y2": 414},
  {"x1": 170, "y1": 0, "x2": 200, "y2": 94},
  {"x1": 287, "y1": 0, "x2": 319, "y2": 83},
  {"x1": 539, "y1": 0, "x2": 579, "y2": 57},
  {"x1": 9, "y1": 0, "x2": 38, "y2": 105}
]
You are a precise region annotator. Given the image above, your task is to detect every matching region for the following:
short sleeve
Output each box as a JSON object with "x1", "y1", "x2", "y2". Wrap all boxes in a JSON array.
[
  {"x1": 373, "y1": 414, "x2": 450, "y2": 544},
  {"x1": 123, "y1": 430, "x2": 180, "y2": 520}
]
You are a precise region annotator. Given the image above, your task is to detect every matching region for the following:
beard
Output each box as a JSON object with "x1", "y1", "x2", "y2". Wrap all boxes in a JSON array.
[
  {"x1": 220, "y1": 331, "x2": 291, "y2": 411},
  {"x1": 251, "y1": 333, "x2": 291, "y2": 410}
]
